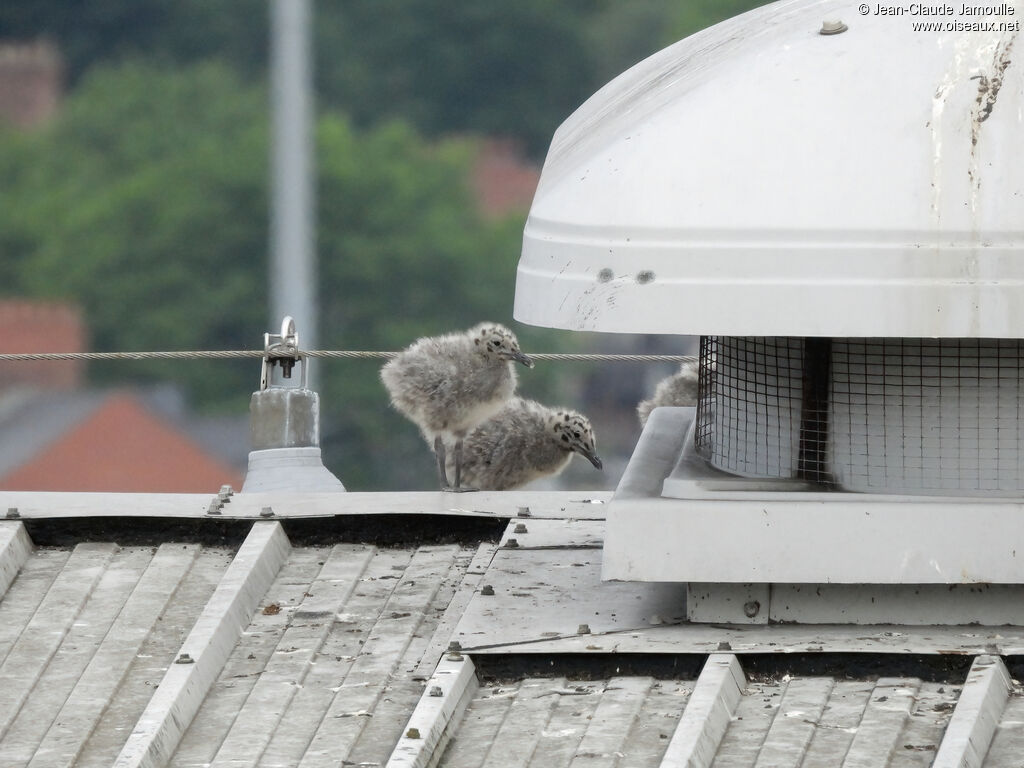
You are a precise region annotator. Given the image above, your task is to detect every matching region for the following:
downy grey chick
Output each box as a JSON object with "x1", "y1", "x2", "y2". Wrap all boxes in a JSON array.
[
  {"x1": 381, "y1": 323, "x2": 533, "y2": 490},
  {"x1": 447, "y1": 397, "x2": 602, "y2": 490},
  {"x1": 637, "y1": 358, "x2": 699, "y2": 427}
]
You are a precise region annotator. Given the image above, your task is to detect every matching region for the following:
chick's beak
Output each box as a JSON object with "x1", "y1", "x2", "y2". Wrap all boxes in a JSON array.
[
  {"x1": 510, "y1": 350, "x2": 534, "y2": 368},
  {"x1": 578, "y1": 447, "x2": 603, "y2": 470}
]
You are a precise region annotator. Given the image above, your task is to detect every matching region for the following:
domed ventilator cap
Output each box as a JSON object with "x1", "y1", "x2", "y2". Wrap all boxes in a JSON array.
[{"x1": 514, "y1": 0, "x2": 1023, "y2": 337}]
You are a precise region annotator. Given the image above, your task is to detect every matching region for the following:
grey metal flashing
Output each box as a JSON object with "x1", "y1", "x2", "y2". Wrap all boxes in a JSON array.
[
  {"x1": 981, "y1": 686, "x2": 1024, "y2": 763},
  {"x1": 660, "y1": 653, "x2": 744, "y2": 768},
  {"x1": 0, "y1": 521, "x2": 31, "y2": 599},
  {"x1": 0, "y1": 492, "x2": 217, "y2": 519},
  {"x1": 614, "y1": 407, "x2": 692, "y2": 499},
  {"x1": 496, "y1": 517, "x2": 604, "y2": 549},
  {"x1": 414, "y1": 544, "x2": 497, "y2": 680},
  {"x1": 451, "y1": 547, "x2": 686, "y2": 650},
  {"x1": 459, "y1": 622, "x2": 1024, "y2": 657},
  {"x1": 451, "y1": 532, "x2": 1024, "y2": 656},
  {"x1": 387, "y1": 655, "x2": 479, "y2": 768},
  {"x1": 932, "y1": 655, "x2": 1012, "y2": 768},
  {"x1": 0, "y1": 490, "x2": 611, "y2": 520}
]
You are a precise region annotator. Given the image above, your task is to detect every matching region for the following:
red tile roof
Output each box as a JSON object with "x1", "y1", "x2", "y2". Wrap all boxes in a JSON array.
[{"x1": 0, "y1": 392, "x2": 244, "y2": 492}]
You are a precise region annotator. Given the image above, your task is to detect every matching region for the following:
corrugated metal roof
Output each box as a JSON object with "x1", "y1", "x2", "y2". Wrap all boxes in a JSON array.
[
  {"x1": 1, "y1": 495, "x2": 1023, "y2": 766},
  {"x1": 0, "y1": 517, "x2": 487, "y2": 767},
  {"x1": 437, "y1": 673, "x2": 965, "y2": 767},
  {"x1": 440, "y1": 677, "x2": 692, "y2": 767}
]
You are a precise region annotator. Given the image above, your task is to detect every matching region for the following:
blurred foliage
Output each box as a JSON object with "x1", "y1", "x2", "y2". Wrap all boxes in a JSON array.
[
  {"x1": 0, "y1": 62, "x2": 269, "y2": 407},
  {"x1": 0, "y1": 1, "x2": 768, "y2": 487},
  {"x1": 0, "y1": 60, "x2": 571, "y2": 487},
  {"x1": 313, "y1": 0, "x2": 596, "y2": 157},
  {"x1": 0, "y1": 1, "x2": 769, "y2": 157}
]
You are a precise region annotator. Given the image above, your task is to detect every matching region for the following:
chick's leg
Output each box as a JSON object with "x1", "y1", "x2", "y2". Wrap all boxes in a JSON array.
[
  {"x1": 448, "y1": 438, "x2": 478, "y2": 493},
  {"x1": 434, "y1": 436, "x2": 451, "y2": 489}
]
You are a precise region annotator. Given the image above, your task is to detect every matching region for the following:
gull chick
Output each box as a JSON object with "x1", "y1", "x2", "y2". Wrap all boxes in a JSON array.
[
  {"x1": 448, "y1": 397, "x2": 602, "y2": 490},
  {"x1": 381, "y1": 323, "x2": 533, "y2": 490},
  {"x1": 637, "y1": 358, "x2": 699, "y2": 427}
]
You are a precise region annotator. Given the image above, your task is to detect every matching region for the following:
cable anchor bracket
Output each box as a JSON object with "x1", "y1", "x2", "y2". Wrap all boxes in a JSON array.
[{"x1": 260, "y1": 316, "x2": 307, "y2": 390}]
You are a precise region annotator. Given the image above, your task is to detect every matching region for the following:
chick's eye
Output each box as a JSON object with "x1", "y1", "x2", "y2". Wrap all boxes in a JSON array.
[{"x1": 573, "y1": 431, "x2": 581, "y2": 438}]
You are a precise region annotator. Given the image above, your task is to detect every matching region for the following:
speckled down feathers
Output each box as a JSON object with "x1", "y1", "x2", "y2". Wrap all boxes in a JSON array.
[
  {"x1": 447, "y1": 397, "x2": 598, "y2": 490},
  {"x1": 380, "y1": 324, "x2": 521, "y2": 440},
  {"x1": 637, "y1": 359, "x2": 699, "y2": 426}
]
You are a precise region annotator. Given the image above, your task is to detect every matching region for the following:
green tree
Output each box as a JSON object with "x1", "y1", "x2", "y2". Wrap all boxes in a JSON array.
[
  {"x1": 314, "y1": 0, "x2": 597, "y2": 157},
  {"x1": 667, "y1": 0, "x2": 773, "y2": 41},
  {"x1": 1, "y1": 0, "x2": 770, "y2": 160},
  {"x1": 0, "y1": 61, "x2": 269, "y2": 406},
  {"x1": 0, "y1": 0, "x2": 267, "y2": 85}
]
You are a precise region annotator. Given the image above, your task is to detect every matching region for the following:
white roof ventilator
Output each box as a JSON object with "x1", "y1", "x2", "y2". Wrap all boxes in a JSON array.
[{"x1": 514, "y1": 0, "x2": 1024, "y2": 624}]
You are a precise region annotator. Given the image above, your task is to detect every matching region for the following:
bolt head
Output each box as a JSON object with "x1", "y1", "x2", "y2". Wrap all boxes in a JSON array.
[{"x1": 819, "y1": 19, "x2": 848, "y2": 34}]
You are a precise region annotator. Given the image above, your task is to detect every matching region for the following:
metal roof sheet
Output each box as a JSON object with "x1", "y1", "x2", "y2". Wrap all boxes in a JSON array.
[
  {"x1": 1, "y1": 494, "x2": 1023, "y2": 766},
  {"x1": 441, "y1": 676, "x2": 692, "y2": 767}
]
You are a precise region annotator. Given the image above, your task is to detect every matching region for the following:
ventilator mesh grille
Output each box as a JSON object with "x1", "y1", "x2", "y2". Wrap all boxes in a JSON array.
[{"x1": 696, "y1": 337, "x2": 1024, "y2": 495}]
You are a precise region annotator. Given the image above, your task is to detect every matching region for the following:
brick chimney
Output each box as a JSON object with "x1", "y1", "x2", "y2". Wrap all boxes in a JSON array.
[
  {"x1": 0, "y1": 41, "x2": 63, "y2": 129},
  {"x1": 0, "y1": 300, "x2": 85, "y2": 390}
]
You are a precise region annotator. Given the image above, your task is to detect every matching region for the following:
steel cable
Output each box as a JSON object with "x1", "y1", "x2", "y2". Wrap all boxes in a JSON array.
[{"x1": 0, "y1": 350, "x2": 696, "y2": 363}]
